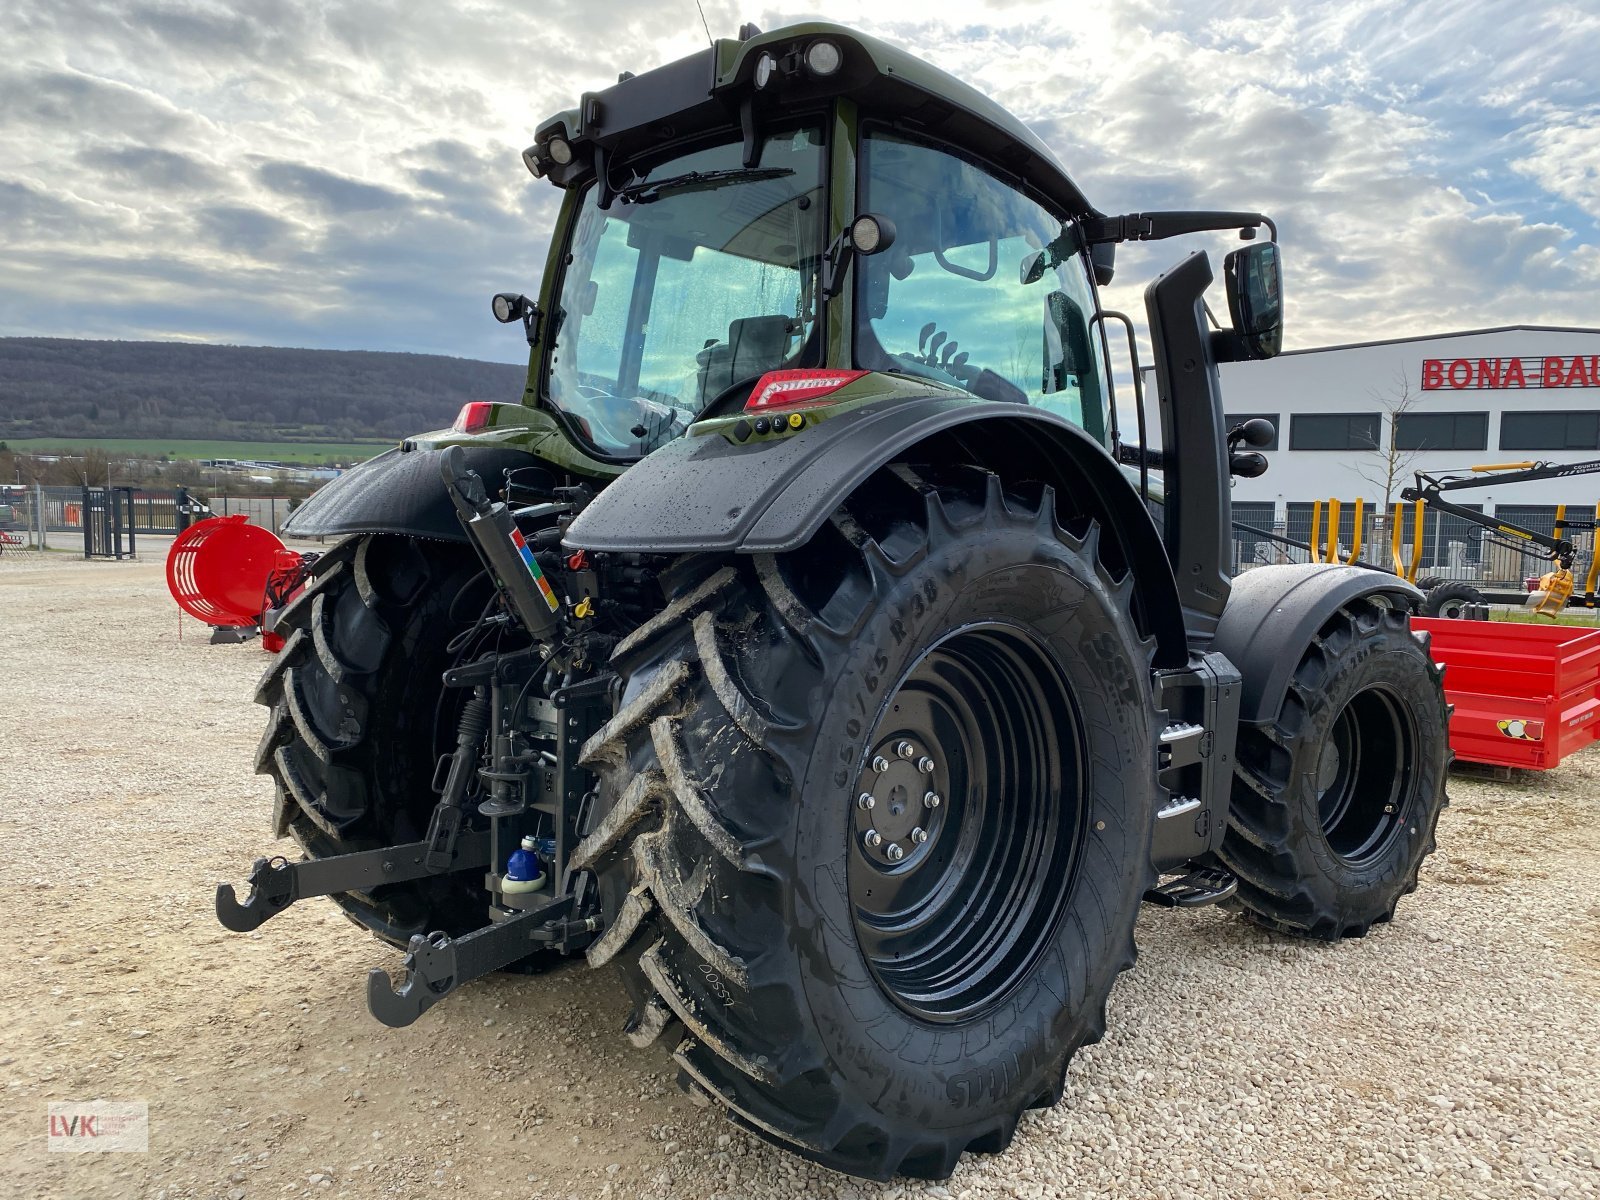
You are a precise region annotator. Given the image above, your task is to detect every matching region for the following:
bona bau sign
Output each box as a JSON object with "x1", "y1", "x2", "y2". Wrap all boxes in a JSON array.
[{"x1": 1423, "y1": 356, "x2": 1600, "y2": 390}]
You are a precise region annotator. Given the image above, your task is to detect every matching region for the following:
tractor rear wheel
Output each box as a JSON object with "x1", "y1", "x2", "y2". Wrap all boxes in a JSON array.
[
  {"x1": 253, "y1": 534, "x2": 493, "y2": 945},
  {"x1": 574, "y1": 467, "x2": 1159, "y2": 1180},
  {"x1": 1221, "y1": 600, "x2": 1448, "y2": 938}
]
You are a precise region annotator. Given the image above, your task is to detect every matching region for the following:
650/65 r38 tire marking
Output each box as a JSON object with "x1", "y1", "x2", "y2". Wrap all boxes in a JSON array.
[{"x1": 575, "y1": 464, "x2": 1166, "y2": 1181}]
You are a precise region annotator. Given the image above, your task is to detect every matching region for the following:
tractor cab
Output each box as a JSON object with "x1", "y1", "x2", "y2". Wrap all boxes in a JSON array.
[{"x1": 514, "y1": 23, "x2": 1126, "y2": 463}]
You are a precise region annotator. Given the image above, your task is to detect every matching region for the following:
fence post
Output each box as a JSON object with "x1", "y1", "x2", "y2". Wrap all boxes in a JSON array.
[
  {"x1": 34, "y1": 482, "x2": 45, "y2": 550},
  {"x1": 124, "y1": 489, "x2": 136, "y2": 560},
  {"x1": 82, "y1": 486, "x2": 91, "y2": 559}
]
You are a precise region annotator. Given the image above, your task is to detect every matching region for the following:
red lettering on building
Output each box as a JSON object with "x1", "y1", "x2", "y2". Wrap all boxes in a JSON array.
[{"x1": 1420, "y1": 355, "x2": 1597, "y2": 390}]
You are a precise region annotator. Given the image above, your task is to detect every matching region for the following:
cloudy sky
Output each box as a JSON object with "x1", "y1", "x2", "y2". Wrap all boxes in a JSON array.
[{"x1": 3, "y1": 0, "x2": 1596, "y2": 365}]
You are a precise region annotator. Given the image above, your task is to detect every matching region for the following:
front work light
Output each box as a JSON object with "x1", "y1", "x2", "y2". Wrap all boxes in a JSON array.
[
  {"x1": 491, "y1": 293, "x2": 526, "y2": 323},
  {"x1": 754, "y1": 52, "x2": 778, "y2": 90},
  {"x1": 546, "y1": 137, "x2": 573, "y2": 166},
  {"x1": 805, "y1": 41, "x2": 843, "y2": 76},
  {"x1": 850, "y1": 214, "x2": 896, "y2": 255}
]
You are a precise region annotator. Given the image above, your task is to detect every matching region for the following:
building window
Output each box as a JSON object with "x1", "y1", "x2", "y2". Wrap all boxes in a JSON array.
[
  {"x1": 1289, "y1": 412, "x2": 1380, "y2": 450},
  {"x1": 1224, "y1": 413, "x2": 1280, "y2": 450},
  {"x1": 1499, "y1": 410, "x2": 1600, "y2": 451},
  {"x1": 1393, "y1": 411, "x2": 1489, "y2": 451}
]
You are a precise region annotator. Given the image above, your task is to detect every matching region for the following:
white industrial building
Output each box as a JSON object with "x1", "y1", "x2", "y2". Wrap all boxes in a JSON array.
[{"x1": 1207, "y1": 325, "x2": 1600, "y2": 578}]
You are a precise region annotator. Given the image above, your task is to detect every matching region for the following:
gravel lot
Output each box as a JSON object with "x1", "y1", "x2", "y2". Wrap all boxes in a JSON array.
[{"x1": 3, "y1": 553, "x2": 1598, "y2": 1200}]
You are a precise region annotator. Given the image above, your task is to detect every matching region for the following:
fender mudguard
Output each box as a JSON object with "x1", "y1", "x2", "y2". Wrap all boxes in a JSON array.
[
  {"x1": 564, "y1": 395, "x2": 1189, "y2": 667},
  {"x1": 1212, "y1": 563, "x2": 1424, "y2": 725},
  {"x1": 281, "y1": 444, "x2": 547, "y2": 543}
]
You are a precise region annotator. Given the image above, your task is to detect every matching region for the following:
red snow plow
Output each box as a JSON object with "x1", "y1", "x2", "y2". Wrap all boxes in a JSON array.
[{"x1": 165, "y1": 515, "x2": 315, "y2": 650}]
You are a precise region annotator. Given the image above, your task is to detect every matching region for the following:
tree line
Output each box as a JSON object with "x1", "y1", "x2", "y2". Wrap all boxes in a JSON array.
[{"x1": 0, "y1": 338, "x2": 529, "y2": 442}]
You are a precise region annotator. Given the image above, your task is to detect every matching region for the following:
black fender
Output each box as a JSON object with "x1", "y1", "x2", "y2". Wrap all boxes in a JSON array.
[
  {"x1": 1212, "y1": 563, "x2": 1424, "y2": 725},
  {"x1": 564, "y1": 395, "x2": 1188, "y2": 667},
  {"x1": 281, "y1": 445, "x2": 547, "y2": 543}
]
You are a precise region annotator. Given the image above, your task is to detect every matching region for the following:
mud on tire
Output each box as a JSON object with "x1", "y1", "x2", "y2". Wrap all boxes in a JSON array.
[
  {"x1": 253, "y1": 534, "x2": 490, "y2": 945},
  {"x1": 1221, "y1": 599, "x2": 1449, "y2": 938},
  {"x1": 574, "y1": 466, "x2": 1163, "y2": 1180}
]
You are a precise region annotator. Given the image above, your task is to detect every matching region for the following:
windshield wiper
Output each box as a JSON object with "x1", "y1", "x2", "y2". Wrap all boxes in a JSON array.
[{"x1": 616, "y1": 166, "x2": 794, "y2": 205}]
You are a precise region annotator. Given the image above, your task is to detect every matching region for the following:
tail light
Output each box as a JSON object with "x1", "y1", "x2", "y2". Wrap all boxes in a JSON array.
[
  {"x1": 745, "y1": 369, "x2": 867, "y2": 413},
  {"x1": 452, "y1": 401, "x2": 494, "y2": 432}
]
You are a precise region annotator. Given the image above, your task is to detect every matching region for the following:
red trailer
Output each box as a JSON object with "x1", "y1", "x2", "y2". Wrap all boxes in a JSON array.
[{"x1": 1415, "y1": 617, "x2": 1600, "y2": 770}]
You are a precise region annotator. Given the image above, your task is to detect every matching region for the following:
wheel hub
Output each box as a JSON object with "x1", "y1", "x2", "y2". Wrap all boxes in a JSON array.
[
  {"x1": 853, "y1": 735, "x2": 943, "y2": 867},
  {"x1": 845, "y1": 622, "x2": 1090, "y2": 1023}
]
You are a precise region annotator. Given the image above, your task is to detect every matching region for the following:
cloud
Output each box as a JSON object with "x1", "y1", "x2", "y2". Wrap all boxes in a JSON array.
[
  {"x1": 255, "y1": 160, "x2": 408, "y2": 213},
  {"x1": 78, "y1": 145, "x2": 224, "y2": 192},
  {"x1": 0, "y1": 0, "x2": 1594, "y2": 371}
]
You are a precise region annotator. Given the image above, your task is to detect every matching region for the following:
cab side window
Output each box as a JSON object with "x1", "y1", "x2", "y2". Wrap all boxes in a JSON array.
[{"x1": 854, "y1": 131, "x2": 1110, "y2": 441}]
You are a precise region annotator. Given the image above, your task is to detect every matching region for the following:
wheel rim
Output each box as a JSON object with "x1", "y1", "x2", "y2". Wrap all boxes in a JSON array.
[
  {"x1": 1315, "y1": 684, "x2": 1417, "y2": 864},
  {"x1": 847, "y1": 622, "x2": 1090, "y2": 1023}
]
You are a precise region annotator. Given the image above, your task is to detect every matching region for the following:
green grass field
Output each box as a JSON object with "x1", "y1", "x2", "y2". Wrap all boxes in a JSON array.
[{"x1": 2, "y1": 436, "x2": 392, "y2": 463}]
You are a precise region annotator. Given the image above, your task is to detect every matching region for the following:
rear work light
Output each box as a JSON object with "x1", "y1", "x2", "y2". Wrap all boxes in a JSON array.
[
  {"x1": 744, "y1": 369, "x2": 867, "y2": 412},
  {"x1": 452, "y1": 401, "x2": 494, "y2": 432}
]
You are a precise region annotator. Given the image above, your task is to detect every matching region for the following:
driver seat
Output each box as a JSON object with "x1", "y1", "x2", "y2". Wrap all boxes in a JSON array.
[{"x1": 693, "y1": 315, "x2": 796, "y2": 404}]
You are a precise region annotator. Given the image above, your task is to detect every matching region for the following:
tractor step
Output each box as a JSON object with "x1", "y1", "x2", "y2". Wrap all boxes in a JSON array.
[
  {"x1": 1143, "y1": 865, "x2": 1238, "y2": 908},
  {"x1": 215, "y1": 831, "x2": 493, "y2": 933}
]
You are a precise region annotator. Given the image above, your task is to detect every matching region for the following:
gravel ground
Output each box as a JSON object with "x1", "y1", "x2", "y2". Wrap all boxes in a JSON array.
[{"x1": 3, "y1": 554, "x2": 1598, "y2": 1200}]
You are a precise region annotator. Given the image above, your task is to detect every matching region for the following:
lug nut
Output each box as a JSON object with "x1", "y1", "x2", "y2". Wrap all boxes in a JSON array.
[
  {"x1": 885, "y1": 843, "x2": 905, "y2": 862},
  {"x1": 910, "y1": 827, "x2": 928, "y2": 845},
  {"x1": 872, "y1": 755, "x2": 890, "y2": 773},
  {"x1": 924, "y1": 791, "x2": 942, "y2": 809},
  {"x1": 896, "y1": 740, "x2": 915, "y2": 759},
  {"x1": 917, "y1": 756, "x2": 935, "y2": 774},
  {"x1": 863, "y1": 830, "x2": 883, "y2": 849},
  {"x1": 857, "y1": 793, "x2": 876, "y2": 811}
]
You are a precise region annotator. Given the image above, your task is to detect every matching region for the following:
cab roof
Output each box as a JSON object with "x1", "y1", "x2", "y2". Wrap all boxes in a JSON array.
[{"x1": 532, "y1": 22, "x2": 1098, "y2": 220}]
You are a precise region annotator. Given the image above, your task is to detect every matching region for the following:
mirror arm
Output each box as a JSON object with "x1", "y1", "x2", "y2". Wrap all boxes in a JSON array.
[{"x1": 1080, "y1": 211, "x2": 1276, "y2": 245}]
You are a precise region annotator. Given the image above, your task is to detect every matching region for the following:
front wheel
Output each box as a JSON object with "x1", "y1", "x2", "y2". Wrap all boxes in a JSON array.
[
  {"x1": 574, "y1": 467, "x2": 1160, "y2": 1180},
  {"x1": 1221, "y1": 600, "x2": 1449, "y2": 938}
]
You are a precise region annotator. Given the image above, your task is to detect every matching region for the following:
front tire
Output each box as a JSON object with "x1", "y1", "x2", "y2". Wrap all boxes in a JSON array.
[
  {"x1": 1422, "y1": 580, "x2": 1487, "y2": 618},
  {"x1": 574, "y1": 468, "x2": 1160, "y2": 1180},
  {"x1": 1221, "y1": 599, "x2": 1449, "y2": 938}
]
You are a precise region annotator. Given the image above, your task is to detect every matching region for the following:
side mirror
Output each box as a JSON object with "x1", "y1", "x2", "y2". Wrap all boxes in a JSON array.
[
  {"x1": 1223, "y1": 241, "x2": 1282, "y2": 360},
  {"x1": 1089, "y1": 241, "x2": 1115, "y2": 286}
]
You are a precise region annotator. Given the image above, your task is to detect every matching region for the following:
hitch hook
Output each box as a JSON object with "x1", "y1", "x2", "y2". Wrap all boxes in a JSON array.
[
  {"x1": 366, "y1": 932, "x2": 456, "y2": 1029},
  {"x1": 215, "y1": 856, "x2": 295, "y2": 932}
]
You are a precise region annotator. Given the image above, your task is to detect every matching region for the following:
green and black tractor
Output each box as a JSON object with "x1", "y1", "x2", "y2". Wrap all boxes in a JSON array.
[{"x1": 218, "y1": 22, "x2": 1449, "y2": 1180}]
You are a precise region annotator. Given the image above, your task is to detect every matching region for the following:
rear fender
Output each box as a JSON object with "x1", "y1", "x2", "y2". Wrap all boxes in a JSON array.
[
  {"x1": 282, "y1": 444, "x2": 554, "y2": 543},
  {"x1": 1213, "y1": 563, "x2": 1424, "y2": 725},
  {"x1": 564, "y1": 396, "x2": 1188, "y2": 667}
]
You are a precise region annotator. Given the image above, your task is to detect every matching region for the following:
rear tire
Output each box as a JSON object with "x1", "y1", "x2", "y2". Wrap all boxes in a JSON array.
[
  {"x1": 1422, "y1": 580, "x2": 1486, "y2": 618},
  {"x1": 254, "y1": 534, "x2": 491, "y2": 945},
  {"x1": 1221, "y1": 599, "x2": 1448, "y2": 938},
  {"x1": 574, "y1": 467, "x2": 1160, "y2": 1180}
]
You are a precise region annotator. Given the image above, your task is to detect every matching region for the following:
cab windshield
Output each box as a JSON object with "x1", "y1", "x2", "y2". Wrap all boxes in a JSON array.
[{"x1": 545, "y1": 125, "x2": 827, "y2": 457}]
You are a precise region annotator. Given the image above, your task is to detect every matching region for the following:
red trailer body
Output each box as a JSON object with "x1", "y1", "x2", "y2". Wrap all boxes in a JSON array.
[{"x1": 1414, "y1": 617, "x2": 1600, "y2": 770}]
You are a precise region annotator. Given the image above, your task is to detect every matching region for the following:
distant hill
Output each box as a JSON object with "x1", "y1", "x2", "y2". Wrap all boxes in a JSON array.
[{"x1": 0, "y1": 338, "x2": 528, "y2": 444}]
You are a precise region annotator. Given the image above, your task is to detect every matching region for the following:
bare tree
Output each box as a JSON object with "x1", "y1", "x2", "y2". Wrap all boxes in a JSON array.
[{"x1": 1352, "y1": 370, "x2": 1426, "y2": 533}]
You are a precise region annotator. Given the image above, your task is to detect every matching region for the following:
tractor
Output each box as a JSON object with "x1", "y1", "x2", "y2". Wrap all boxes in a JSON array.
[{"x1": 216, "y1": 22, "x2": 1449, "y2": 1181}]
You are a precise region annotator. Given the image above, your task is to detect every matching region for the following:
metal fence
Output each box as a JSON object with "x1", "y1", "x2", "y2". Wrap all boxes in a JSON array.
[
  {"x1": 1231, "y1": 500, "x2": 1600, "y2": 594},
  {"x1": 204, "y1": 495, "x2": 297, "y2": 537},
  {"x1": 0, "y1": 485, "x2": 295, "y2": 557}
]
